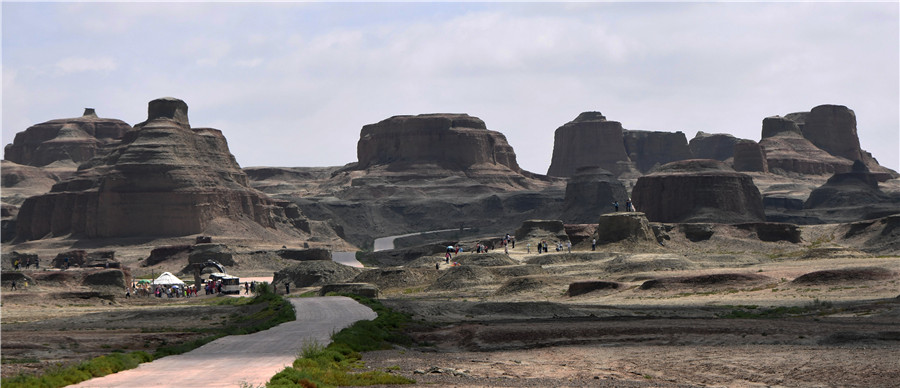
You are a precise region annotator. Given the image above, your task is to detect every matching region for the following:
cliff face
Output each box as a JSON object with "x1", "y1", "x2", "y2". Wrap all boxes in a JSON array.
[
  {"x1": 357, "y1": 114, "x2": 522, "y2": 173},
  {"x1": 623, "y1": 130, "x2": 694, "y2": 173},
  {"x1": 547, "y1": 112, "x2": 633, "y2": 178},
  {"x1": 4, "y1": 108, "x2": 132, "y2": 167},
  {"x1": 15, "y1": 98, "x2": 312, "y2": 241},
  {"x1": 561, "y1": 167, "x2": 628, "y2": 224},
  {"x1": 689, "y1": 131, "x2": 740, "y2": 162},
  {"x1": 632, "y1": 159, "x2": 765, "y2": 224}
]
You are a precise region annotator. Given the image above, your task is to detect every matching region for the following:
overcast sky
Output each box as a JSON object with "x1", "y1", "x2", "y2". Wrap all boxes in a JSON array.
[{"x1": 3, "y1": 2, "x2": 898, "y2": 174}]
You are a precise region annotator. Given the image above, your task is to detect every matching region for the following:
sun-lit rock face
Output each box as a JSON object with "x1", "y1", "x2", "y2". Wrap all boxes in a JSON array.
[
  {"x1": 15, "y1": 97, "x2": 310, "y2": 240},
  {"x1": 547, "y1": 112, "x2": 634, "y2": 178},
  {"x1": 3, "y1": 108, "x2": 132, "y2": 167}
]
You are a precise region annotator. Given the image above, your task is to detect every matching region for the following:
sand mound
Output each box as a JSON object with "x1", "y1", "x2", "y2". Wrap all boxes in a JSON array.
[
  {"x1": 353, "y1": 267, "x2": 440, "y2": 290},
  {"x1": 524, "y1": 252, "x2": 617, "y2": 266},
  {"x1": 494, "y1": 276, "x2": 555, "y2": 296},
  {"x1": 640, "y1": 273, "x2": 772, "y2": 290},
  {"x1": 82, "y1": 269, "x2": 127, "y2": 288},
  {"x1": 604, "y1": 254, "x2": 697, "y2": 273},
  {"x1": 792, "y1": 267, "x2": 897, "y2": 285},
  {"x1": 427, "y1": 266, "x2": 496, "y2": 291},
  {"x1": 488, "y1": 265, "x2": 546, "y2": 278},
  {"x1": 453, "y1": 253, "x2": 518, "y2": 266}
]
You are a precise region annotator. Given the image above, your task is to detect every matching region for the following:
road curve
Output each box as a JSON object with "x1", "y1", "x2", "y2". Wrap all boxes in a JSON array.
[{"x1": 71, "y1": 296, "x2": 377, "y2": 388}]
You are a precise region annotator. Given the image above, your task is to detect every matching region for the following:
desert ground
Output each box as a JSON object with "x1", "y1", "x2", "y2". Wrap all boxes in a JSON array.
[{"x1": 3, "y1": 222, "x2": 900, "y2": 387}]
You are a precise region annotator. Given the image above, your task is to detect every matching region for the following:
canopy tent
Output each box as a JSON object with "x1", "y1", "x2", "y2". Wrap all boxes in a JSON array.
[{"x1": 152, "y1": 272, "x2": 185, "y2": 287}]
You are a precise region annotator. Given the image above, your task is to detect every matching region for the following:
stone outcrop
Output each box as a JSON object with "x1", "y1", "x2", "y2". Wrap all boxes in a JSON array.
[
  {"x1": 805, "y1": 160, "x2": 896, "y2": 210},
  {"x1": 547, "y1": 112, "x2": 635, "y2": 177},
  {"x1": 561, "y1": 167, "x2": 628, "y2": 223},
  {"x1": 4, "y1": 108, "x2": 132, "y2": 167},
  {"x1": 623, "y1": 129, "x2": 694, "y2": 173},
  {"x1": 595, "y1": 212, "x2": 656, "y2": 244},
  {"x1": 801, "y1": 105, "x2": 862, "y2": 162},
  {"x1": 514, "y1": 220, "x2": 569, "y2": 245},
  {"x1": 273, "y1": 260, "x2": 363, "y2": 288},
  {"x1": 357, "y1": 114, "x2": 522, "y2": 173},
  {"x1": 14, "y1": 97, "x2": 315, "y2": 241},
  {"x1": 761, "y1": 106, "x2": 897, "y2": 179},
  {"x1": 732, "y1": 140, "x2": 768, "y2": 172},
  {"x1": 632, "y1": 159, "x2": 765, "y2": 223},
  {"x1": 760, "y1": 116, "x2": 851, "y2": 175},
  {"x1": 689, "y1": 132, "x2": 740, "y2": 161},
  {"x1": 318, "y1": 283, "x2": 379, "y2": 298}
]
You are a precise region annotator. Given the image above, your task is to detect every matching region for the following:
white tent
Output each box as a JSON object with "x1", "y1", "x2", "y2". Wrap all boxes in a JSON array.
[{"x1": 152, "y1": 272, "x2": 185, "y2": 287}]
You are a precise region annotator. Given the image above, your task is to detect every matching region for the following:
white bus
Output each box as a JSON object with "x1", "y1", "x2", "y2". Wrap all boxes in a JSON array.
[{"x1": 209, "y1": 273, "x2": 242, "y2": 295}]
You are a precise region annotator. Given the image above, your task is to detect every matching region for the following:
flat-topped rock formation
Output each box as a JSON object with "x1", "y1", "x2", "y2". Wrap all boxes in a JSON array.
[
  {"x1": 732, "y1": 140, "x2": 768, "y2": 172},
  {"x1": 803, "y1": 161, "x2": 900, "y2": 221},
  {"x1": 762, "y1": 105, "x2": 897, "y2": 179},
  {"x1": 357, "y1": 114, "x2": 521, "y2": 173},
  {"x1": 632, "y1": 159, "x2": 765, "y2": 223},
  {"x1": 546, "y1": 112, "x2": 637, "y2": 178},
  {"x1": 4, "y1": 108, "x2": 132, "y2": 167},
  {"x1": 14, "y1": 98, "x2": 320, "y2": 241}
]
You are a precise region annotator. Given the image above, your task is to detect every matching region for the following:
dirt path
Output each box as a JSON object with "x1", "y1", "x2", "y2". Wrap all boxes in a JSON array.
[{"x1": 69, "y1": 296, "x2": 376, "y2": 388}]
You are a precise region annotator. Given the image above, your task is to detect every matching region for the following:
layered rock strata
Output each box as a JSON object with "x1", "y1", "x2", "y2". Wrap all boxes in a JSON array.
[
  {"x1": 732, "y1": 140, "x2": 768, "y2": 172},
  {"x1": 4, "y1": 108, "x2": 132, "y2": 167},
  {"x1": 15, "y1": 97, "x2": 313, "y2": 240},
  {"x1": 631, "y1": 159, "x2": 765, "y2": 223}
]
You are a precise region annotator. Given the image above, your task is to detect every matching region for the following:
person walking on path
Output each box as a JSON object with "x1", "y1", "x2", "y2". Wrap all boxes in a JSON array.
[
  {"x1": 566, "y1": 241, "x2": 572, "y2": 253},
  {"x1": 613, "y1": 201, "x2": 619, "y2": 212},
  {"x1": 285, "y1": 283, "x2": 290, "y2": 294},
  {"x1": 10, "y1": 280, "x2": 17, "y2": 290},
  {"x1": 592, "y1": 238, "x2": 597, "y2": 251}
]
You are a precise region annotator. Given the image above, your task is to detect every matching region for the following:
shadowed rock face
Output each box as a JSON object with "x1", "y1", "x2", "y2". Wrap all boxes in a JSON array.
[
  {"x1": 15, "y1": 98, "x2": 311, "y2": 240},
  {"x1": 632, "y1": 159, "x2": 765, "y2": 223},
  {"x1": 802, "y1": 105, "x2": 861, "y2": 162},
  {"x1": 623, "y1": 129, "x2": 694, "y2": 173},
  {"x1": 357, "y1": 114, "x2": 521, "y2": 173},
  {"x1": 689, "y1": 131, "x2": 740, "y2": 161},
  {"x1": 562, "y1": 167, "x2": 628, "y2": 223},
  {"x1": 4, "y1": 108, "x2": 132, "y2": 167},
  {"x1": 547, "y1": 112, "x2": 634, "y2": 177},
  {"x1": 732, "y1": 140, "x2": 768, "y2": 172}
]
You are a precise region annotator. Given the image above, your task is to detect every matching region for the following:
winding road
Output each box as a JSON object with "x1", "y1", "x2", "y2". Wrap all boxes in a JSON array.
[{"x1": 71, "y1": 296, "x2": 377, "y2": 388}]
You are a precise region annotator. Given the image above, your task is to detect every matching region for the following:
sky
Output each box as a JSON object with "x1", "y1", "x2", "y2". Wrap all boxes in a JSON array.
[{"x1": 3, "y1": 2, "x2": 898, "y2": 174}]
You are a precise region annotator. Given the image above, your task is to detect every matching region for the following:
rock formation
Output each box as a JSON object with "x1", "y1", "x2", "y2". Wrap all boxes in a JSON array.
[
  {"x1": 595, "y1": 212, "x2": 656, "y2": 244},
  {"x1": 4, "y1": 108, "x2": 132, "y2": 167},
  {"x1": 623, "y1": 129, "x2": 694, "y2": 173},
  {"x1": 546, "y1": 112, "x2": 635, "y2": 177},
  {"x1": 805, "y1": 160, "x2": 898, "y2": 212},
  {"x1": 631, "y1": 159, "x2": 765, "y2": 223},
  {"x1": 761, "y1": 105, "x2": 897, "y2": 179},
  {"x1": 759, "y1": 116, "x2": 851, "y2": 175},
  {"x1": 14, "y1": 97, "x2": 316, "y2": 240},
  {"x1": 689, "y1": 131, "x2": 740, "y2": 161},
  {"x1": 561, "y1": 167, "x2": 628, "y2": 223},
  {"x1": 357, "y1": 113, "x2": 521, "y2": 173},
  {"x1": 732, "y1": 140, "x2": 768, "y2": 172}
]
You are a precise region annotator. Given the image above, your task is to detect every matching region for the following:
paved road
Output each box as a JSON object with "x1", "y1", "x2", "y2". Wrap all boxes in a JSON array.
[{"x1": 71, "y1": 296, "x2": 377, "y2": 388}]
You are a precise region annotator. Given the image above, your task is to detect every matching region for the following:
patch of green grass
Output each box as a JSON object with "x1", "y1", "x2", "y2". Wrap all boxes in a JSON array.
[
  {"x1": 2, "y1": 284, "x2": 295, "y2": 388},
  {"x1": 267, "y1": 295, "x2": 415, "y2": 387}
]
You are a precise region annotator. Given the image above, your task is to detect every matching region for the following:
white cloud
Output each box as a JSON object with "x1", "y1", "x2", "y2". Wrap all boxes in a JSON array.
[{"x1": 54, "y1": 57, "x2": 117, "y2": 75}]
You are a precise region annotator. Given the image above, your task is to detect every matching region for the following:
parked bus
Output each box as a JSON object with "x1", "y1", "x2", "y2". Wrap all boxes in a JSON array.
[{"x1": 208, "y1": 272, "x2": 241, "y2": 295}]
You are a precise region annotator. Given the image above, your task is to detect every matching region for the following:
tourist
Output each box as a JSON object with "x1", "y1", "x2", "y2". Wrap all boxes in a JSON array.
[
  {"x1": 285, "y1": 282, "x2": 290, "y2": 294},
  {"x1": 245, "y1": 282, "x2": 250, "y2": 294},
  {"x1": 566, "y1": 241, "x2": 572, "y2": 253},
  {"x1": 527, "y1": 243, "x2": 531, "y2": 253},
  {"x1": 10, "y1": 280, "x2": 17, "y2": 290},
  {"x1": 626, "y1": 198, "x2": 634, "y2": 212},
  {"x1": 613, "y1": 201, "x2": 619, "y2": 212},
  {"x1": 592, "y1": 238, "x2": 597, "y2": 251},
  {"x1": 536, "y1": 241, "x2": 542, "y2": 254}
]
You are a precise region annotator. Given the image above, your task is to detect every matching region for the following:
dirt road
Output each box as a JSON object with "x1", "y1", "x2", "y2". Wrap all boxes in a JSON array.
[{"x1": 70, "y1": 296, "x2": 376, "y2": 388}]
